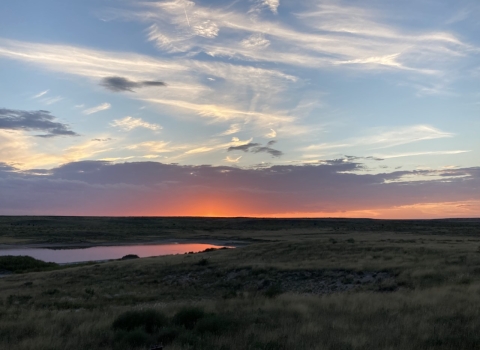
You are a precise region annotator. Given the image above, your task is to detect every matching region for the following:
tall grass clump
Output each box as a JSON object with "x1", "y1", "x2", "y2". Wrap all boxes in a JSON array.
[
  {"x1": 112, "y1": 309, "x2": 167, "y2": 334},
  {"x1": 173, "y1": 307, "x2": 206, "y2": 329}
]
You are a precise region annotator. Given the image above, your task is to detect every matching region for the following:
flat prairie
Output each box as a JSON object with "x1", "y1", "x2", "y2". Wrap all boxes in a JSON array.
[{"x1": 0, "y1": 217, "x2": 480, "y2": 350}]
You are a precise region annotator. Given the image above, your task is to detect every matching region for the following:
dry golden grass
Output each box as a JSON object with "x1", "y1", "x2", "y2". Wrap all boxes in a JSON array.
[{"x1": 1, "y1": 220, "x2": 480, "y2": 349}]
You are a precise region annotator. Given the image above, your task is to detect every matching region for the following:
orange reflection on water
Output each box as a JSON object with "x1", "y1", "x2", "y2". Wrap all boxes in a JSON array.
[{"x1": 0, "y1": 243, "x2": 231, "y2": 264}]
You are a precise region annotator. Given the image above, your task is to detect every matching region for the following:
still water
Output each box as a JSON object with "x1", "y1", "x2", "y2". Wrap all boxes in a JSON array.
[{"x1": 0, "y1": 243, "x2": 230, "y2": 264}]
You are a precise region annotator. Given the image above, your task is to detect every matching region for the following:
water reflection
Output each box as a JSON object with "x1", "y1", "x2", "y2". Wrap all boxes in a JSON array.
[{"x1": 0, "y1": 243, "x2": 230, "y2": 264}]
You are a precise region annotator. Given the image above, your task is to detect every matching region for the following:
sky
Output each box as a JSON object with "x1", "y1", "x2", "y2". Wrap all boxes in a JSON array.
[{"x1": 0, "y1": 0, "x2": 479, "y2": 218}]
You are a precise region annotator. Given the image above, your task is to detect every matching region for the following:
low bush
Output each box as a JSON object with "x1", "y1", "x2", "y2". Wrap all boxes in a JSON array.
[
  {"x1": 120, "y1": 254, "x2": 139, "y2": 260},
  {"x1": 114, "y1": 329, "x2": 153, "y2": 348},
  {"x1": 195, "y1": 314, "x2": 233, "y2": 335},
  {"x1": 112, "y1": 309, "x2": 167, "y2": 334},
  {"x1": 0, "y1": 256, "x2": 58, "y2": 273},
  {"x1": 157, "y1": 327, "x2": 179, "y2": 344},
  {"x1": 197, "y1": 258, "x2": 209, "y2": 266},
  {"x1": 173, "y1": 307, "x2": 205, "y2": 329},
  {"x1": 264, "y1": 284, "x2": 283, "y2": 298}
]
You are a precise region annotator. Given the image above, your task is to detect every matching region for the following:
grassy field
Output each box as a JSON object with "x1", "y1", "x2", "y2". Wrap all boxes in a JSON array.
[
  {"x1": 1, "y1": 217, "x2": 480, "y2": 349},
  {"x1": 1, "y1": 216, "x2": 480, "y2": 244}
]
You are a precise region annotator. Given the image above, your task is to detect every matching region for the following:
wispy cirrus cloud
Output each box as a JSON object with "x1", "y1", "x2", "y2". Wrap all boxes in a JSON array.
[
  {"x1": 376, "y1": 150, "x2": 471, "y2": 159},
  {"x1": 0, "y1": 129, "x2": 118, "y2": 169},
  {"x1": 83, "y1": 103, "x2": 111, "y2": 115},
  {"x1": 126, "y1": 141, "x2": 172, "y2": 153},
  {"x1": 225, "y1": 155, "x2": 242, "y2": 163},
  {"x1": 111, "y1": 116, "x2": 162, "y2": 131},
  {"x1": 0, "y1": 1, "x2": 476, "y2": 174},
  {"x1": 265, "y1": 129, "x2": 276, "y2": 138},
  {"x1": 142, "y1": 98, "x2": 294, "y2": 125},
  {"x1": 304, "y1": 125, "x2": 453, "y2": 152},
  {"x1": 0, "y1": 38, "x2": 301, "y2": 133},
  {"x1": 42, "y1": 96, "x2": 63, "y2": 105},
  {"x1": 219, "y1": 124, "x2": 242, "y2": 136},
  {"x1": 32, "y1": 90, "x2": 49, "y2": 99},
  {"x1": 263, "y1": 0, "x2": 280, "y2": 14},
  {"x1": 128, "y1": 0, "x2": 470, "y2": 74},
  {"x1": 124, "y1": 136, "x2": 254, "y2": 162}
]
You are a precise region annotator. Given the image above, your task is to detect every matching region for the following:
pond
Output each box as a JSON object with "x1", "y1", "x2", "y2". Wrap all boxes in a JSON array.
[{"x1": 0, "y1": 243, "x2": 231, "y2": 264}]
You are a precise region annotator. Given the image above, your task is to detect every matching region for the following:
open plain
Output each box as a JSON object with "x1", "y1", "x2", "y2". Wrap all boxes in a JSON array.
[{"x1": 1, "y1": 217, "x2": 480, "y2": 350}]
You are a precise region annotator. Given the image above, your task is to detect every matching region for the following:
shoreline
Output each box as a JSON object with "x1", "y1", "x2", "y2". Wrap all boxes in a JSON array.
[{"x1": 0, "y1": 238, "x2": 249, "y2": 251}]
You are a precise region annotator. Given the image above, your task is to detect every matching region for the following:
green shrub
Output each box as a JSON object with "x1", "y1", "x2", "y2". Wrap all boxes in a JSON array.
[
  {"x1": 43, "y1": 288, "x2": 60, "y2": 295},
  {"x1": 156, "y1": 327, "x2": 179, "y2": 344},
  {"x1": 120, "y1": 254, "x2": 139, "y2": 260},
  {"x1": 197, "y1": 258, "x2": 209, "y2": 266},
  {"x1": 173, "y1": 307, "x2": 205, "y2": 329},
  {"x1": 7, "y1": 294, "x2": 32, "y2": 305},
  {"x1": 114, "y1": 329, "x2": 152, "y2": 348},
  {"x1": 112, "y1": 309, "x2": 167, "y2": 334},
  {"x1": 178, "y1": 330, "x2": 201, "y2": 347},
  {"x1": 0, "y1": 256, "x2": 58, "y2": 273},
  {"x1": 195, "y1": 314, "x2": 232, "y2": 335},
  {"x1": 264, "y1": 284, "x2": 283, "y2": 298}
]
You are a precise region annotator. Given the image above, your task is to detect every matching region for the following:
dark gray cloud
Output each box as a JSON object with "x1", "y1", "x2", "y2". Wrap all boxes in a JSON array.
[
  {"x1": 252, "y1": 146, "x2": 283, "y2": 157},
  {"x1": 0, "y1": 160, "x2": 478, "y2": 216},
  {"x1": 345, "y1": 155, "x2": 384, "y2": 162},
  {"x1": 228, "y1": 143, "x2": 261, "y2": 152},
  {"x1": 91, "y1": 138, "x2": 112, "y2": 142},
  {"x1": 365, "y1": 156, "x2": 385, "y2": 161},
  {"x1": 0, "y1": 108, "x2": 78, "y2": 137},
  {"x1": 0, "y1": 163, "x2": 15, "y2": 176},
  {"x1": 228, "y1": 141, "x2": 283, "y2": 157},
  {"x1": 100, "y1": 76, "x2": 166, "y2": 92}
]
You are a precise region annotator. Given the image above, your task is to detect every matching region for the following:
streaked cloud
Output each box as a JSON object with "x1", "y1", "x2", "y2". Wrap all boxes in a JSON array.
[
  {"x1": 0, "y1": 38, "x2": 300, "y2": 131},
  {"x1": 304, "y1": 125, "x2": 453, "y2": 152},
  {"x1": 129, "y1": 0, "x2": 470, "y2": 75},
  {"x1": 219, "y1": 124, "x2": 242, "y2": 136},
  {"x1": 241, "y1": 34, "x2": 270, "y2": 49},
  {"x1": 263, "y1": 0, "x2": 280, "y2": 14},
  {"x1": 377, "y1": 150, "x2": 471, "y2": 159},
  {"x1": 83, "y1": 103, "x2": 111, "y2": 115},
  {"x1": 143, "y1": 98, "x2": 294, "y2": 125},
  {"x1": 32, "y1": 90, "x2": 49, "y2": 99},
  {"x1": 42, "y1": 96, "x2": 63, "y2": 105},
  {"x1": 111, "y1": 116, "x2": 162, "y2": 131},
  {"x1": 185, "y1": 146, "x2": 215, "y2": 155},
  {"x1": 265, "y1": 129, "x2": 276, "y2": 138},
  {"x1": 225, "y1": 155, "x2": 242, "y2": 163},
  {"x1": 126, "y1": 141, "x2": 172, "y2": 153}
]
